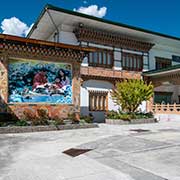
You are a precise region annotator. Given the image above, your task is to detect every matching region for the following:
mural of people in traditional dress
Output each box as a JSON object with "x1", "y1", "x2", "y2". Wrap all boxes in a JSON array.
[{"x1": 8, "y1": 59, "x2": 72, "y2": 104}]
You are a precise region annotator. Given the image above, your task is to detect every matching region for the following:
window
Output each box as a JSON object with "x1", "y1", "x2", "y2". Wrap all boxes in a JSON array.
[
  {"x1": 89, "y1": 50, "x2": 113, "y2": 68},
  {"x1": 154, "y1": 92, "x2": 172, "y2": 104},
  {"x1": 155, "y1": 57, "x2": 172, "y2": 70},
  {"x1": 89, "y1": 91, "x2": 108, "y2": 111},
  {"x1": 122, "y1": 52, "x2": 143, "y2": 71}
]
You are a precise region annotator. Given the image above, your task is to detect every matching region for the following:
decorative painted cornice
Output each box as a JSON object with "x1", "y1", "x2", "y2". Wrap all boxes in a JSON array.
[
  {"x1": 0, "y1": 34, "x2": 94, "y2": 62},
  {"x1": 74, "y1": 27, "x2": 154, "y2": 52}
]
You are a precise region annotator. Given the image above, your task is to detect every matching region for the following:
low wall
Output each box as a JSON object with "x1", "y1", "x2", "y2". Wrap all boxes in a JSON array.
[
  {"x1": 0, "y1": 123, "x2": 99, "y2": 134},
  {"x1": 155, "y1": 114, "x2": 180, "y2": 122},
  {"x1": 106, "y1": 118, "x2": 157, "y2": 125}
]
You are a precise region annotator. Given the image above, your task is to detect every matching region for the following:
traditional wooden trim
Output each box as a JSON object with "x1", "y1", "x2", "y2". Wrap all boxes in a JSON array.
[
  {"x1": 81, "y1": 75, "x2": 120, "y2": 84},
  {"x1": 122, "y1": 52, "x2": 143, "y2": 71},
  {"x1": 0, "y1": 40, "x2": 82, "y2": 62},
  {"x1": 74, "y1": 27, "x2": 154, "y2": 52},
  {"x1": 155, "y1": 56, "x2": 172, "y2": 70},
  {"x1": 150, "y1": 103, "x2": 180, "y2": 114},
  {"x1": 89, "y1": 90, "x2": 108, "y2": 111},
  {"x1": 81, "y1": 66, "x2": 141, "y2": 82},
  {"x1": 0, "y1": 34, "x2": 95, "y2": 52},
  {"x1": 105, "y1": 93, "x2": 108, "y2": 111},
  {"x1": 88, "y1": 50, "x2": 114, "y2": 68}
]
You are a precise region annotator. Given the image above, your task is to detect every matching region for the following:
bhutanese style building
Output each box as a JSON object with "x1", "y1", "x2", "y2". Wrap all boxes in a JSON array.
[{"x1": 1, "y1": 4, "x2": 180, "y2": 121}]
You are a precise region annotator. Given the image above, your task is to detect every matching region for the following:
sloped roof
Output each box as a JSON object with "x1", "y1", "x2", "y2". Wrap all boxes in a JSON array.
[
  {"x1": 27, "y1": 4, "x2": 180, "y2": 42},
  {"x1": 143, "y1": 65, "x2": 180, "y2": 77}
]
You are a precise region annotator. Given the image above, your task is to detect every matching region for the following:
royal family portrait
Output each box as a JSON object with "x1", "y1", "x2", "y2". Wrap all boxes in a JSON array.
[{"x1": 8, "y1": 59, "x2": 72, "y2": 104}]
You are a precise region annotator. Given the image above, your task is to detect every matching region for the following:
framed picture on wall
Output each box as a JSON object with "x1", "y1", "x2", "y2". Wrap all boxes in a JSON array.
[{"x1": 8, "y1": 59, "x2": 72, "y2": 104}]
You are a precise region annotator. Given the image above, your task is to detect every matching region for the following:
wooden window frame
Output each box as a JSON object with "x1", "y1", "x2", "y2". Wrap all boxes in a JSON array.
[
  {"x1": 122, "y1": 52, "x2": 143, "y2": 71},
  {"x1": 155, "y1": 57, "x2": 172, "y2": 70},
  {"x1": 89, "y1": 91, "x2": 108, "y2": 111},
  {"x1": 88, "y1": 50, "x2": 113, "y2": 68}
]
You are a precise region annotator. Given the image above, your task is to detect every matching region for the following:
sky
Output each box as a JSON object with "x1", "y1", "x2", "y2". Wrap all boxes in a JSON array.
[{"x1": 0, "y1": 0, "x2": 180, "y2": 38}]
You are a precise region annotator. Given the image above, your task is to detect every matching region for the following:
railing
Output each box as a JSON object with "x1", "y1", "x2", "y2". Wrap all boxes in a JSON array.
[
  {"x1": 150, "y1": 103, "x2": 180, "y2": 114},
  {"x1": 80, "y1": 66, "x2": 141, "y2": 80}
]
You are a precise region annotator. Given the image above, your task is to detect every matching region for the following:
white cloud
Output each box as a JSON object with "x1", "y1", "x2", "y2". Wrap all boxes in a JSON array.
[
  {"x1": 1, "y1": 17, "x2": 33, "y2": 37},
  {"x1": 83, "y1": 0, "x2": 88, "y2": 4},
  {"x1": 24, "y1": 23, "x2": 34, "y2": 36},
  {"x1": 74, "y1": 5, "x2": 107, "y2": 18}
]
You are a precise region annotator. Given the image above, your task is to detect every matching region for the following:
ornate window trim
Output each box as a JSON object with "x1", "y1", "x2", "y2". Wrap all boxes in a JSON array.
[{"x1": 89, "y1": 90, "x2": 108, "y2": 111}]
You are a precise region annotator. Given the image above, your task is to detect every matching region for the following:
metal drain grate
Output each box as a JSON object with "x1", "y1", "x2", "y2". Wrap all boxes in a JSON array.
[
  {"x1": 63, "y1": 148, "x2": 92, "y2": 157},
  {"x1": 130, "y1": 129, "x2": 150, "y2": 133}
]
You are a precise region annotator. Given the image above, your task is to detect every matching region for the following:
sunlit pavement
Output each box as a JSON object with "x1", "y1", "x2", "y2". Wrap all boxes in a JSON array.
[{"x1": 1, "y1": 121, "x2": 180, "y2": 180}]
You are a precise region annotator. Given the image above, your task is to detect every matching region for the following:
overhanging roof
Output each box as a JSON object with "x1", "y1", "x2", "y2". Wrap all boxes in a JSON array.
[
  {"x1": 27, "y1": 4, "x2": 180, "y2": 48},
  {"x1": 143, "y1": 65, "x2": 180, "y2": 77}
]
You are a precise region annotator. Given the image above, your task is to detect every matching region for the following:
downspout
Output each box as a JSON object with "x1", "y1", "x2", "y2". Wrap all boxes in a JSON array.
[{"x1": 45, "y1": 8, "x2": 60, "y2": 43}]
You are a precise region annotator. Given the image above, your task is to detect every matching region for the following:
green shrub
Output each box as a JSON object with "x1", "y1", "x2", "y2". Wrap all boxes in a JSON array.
[
  {"x1": 80, "y1": 114, "x2": 94, "y2": 123},
  {"x1": 119, "y1": 113, "x2": 131, "y2": 120},
  {"x1": 68, "y1": 113, "x2": 79, "y2": 124},
  {"x1": 31, "y1": 118, "x2": 49, "y2": 126},
  {"x1": 111, "y1": 79, "x2": 153, "y2": 113},
  {"x1": 145, "y1": 112, "x2": 154, "y2": 118},
  {"x1": 106, "y1": 110, "x2": 154, "y2": 120},
  {"x1": 0, "y1": 122, "x2": 5, "y2": 127},
  {"x1": 106, "y1": 110, "x2": 122, "y2": 119},
  {"x1": 52, "y1": 116, "x2": 64, "y2": 126},
  {"x1": 15, "y1": 120, "x2": 28, "y2": 126}
]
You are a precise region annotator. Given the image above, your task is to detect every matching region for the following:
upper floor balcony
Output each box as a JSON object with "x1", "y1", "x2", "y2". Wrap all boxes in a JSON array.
[
  {"x1": 80, "y1": 66, "x2": 141, "y2": 81},
  {"x1": 80, "y1": 49, "x2": 147, "y2": 81}
]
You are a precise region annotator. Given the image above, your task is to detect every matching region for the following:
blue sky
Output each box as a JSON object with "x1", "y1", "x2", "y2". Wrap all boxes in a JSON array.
[{"x1": 0, "y1": 0, "x2": 180, "y2": 37}]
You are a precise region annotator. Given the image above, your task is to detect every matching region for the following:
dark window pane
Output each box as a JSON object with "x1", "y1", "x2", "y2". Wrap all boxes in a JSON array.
[
  {"x1": 122, "y1": 53, "x2": 143, "y2": 71},
  {"x1": 103, "y1": 52, "x2": 107, "y2": 65},
  {"x1": 99, "y1": 52, "x2": 102, "y2": 64},
  {"x1": 88, "y1": 51, "x2": 113, "y2": 68},
  {"x1": 155, "y1": 57, "x2": 172, "y2": 70},
  {"x1": 107, "y1": 54, "x2": 111, "y2": 65},
  {"x1": 94, "y1": 52, "x2": 98, "y2": 63},
  {"x1": 89, "y1": 53, "x2": 93, "y2": 63}
]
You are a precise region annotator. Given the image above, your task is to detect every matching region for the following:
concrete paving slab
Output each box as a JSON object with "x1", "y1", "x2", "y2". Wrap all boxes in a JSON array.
[
  {"x1": 115, "y1": 146, "x2": 180, "y2": 179},
  {"x1": 135, "y1": 131, "x2": 180, "y2": 144},
  {"x1": 97, "y1": 157, "x2": 165, "y2": 180},
  {"x1": 1, "y1": 122, "x2": 180, "y2": 180},
  {"x1": 78, "y1": 135, "x2": 172, "y2": 155}
]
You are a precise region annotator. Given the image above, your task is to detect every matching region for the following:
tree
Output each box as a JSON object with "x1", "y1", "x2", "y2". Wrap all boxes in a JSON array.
[{"x1": 111, "y1": 79, "x2": 153, "y2": 113}]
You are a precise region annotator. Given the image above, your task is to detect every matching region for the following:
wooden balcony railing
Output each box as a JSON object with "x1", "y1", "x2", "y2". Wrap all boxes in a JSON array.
[
  {"x1": 80, "y1": 66, "x2": 141, "y2": 80},
  {"x1": 149, "y1": 103, "x2": 180, "y2": 114}
]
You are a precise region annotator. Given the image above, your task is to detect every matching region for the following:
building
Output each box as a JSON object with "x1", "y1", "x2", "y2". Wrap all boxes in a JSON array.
[
  {"x1": 26, "y1": 4, "x2": 180, "y2": 122},
  {"x1": 1, "y1": 4, "x2": 180, "y2": 122}
]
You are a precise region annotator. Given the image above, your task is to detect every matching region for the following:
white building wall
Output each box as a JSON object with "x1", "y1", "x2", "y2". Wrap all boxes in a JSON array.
[
  {"x1": 80, "y1": 80, "x2": 147, "y2": 122},
  {"x1": 149, "y1": 44, "x2": 180, "y2": 70},
  {"x1": 59, "y1": 31, "x2": 78, "y2": 45},
  {"x1": 47, "y1": 24, "x2": 79, "y2": 45},
  {"x1": 80, "y1": 80, "x2": 119, "y2": 122}
]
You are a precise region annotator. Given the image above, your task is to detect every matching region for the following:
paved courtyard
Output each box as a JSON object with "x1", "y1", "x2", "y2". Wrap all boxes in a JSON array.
[{"x1": 1, "y1": 121, "x2": 180, "y2": 180}]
